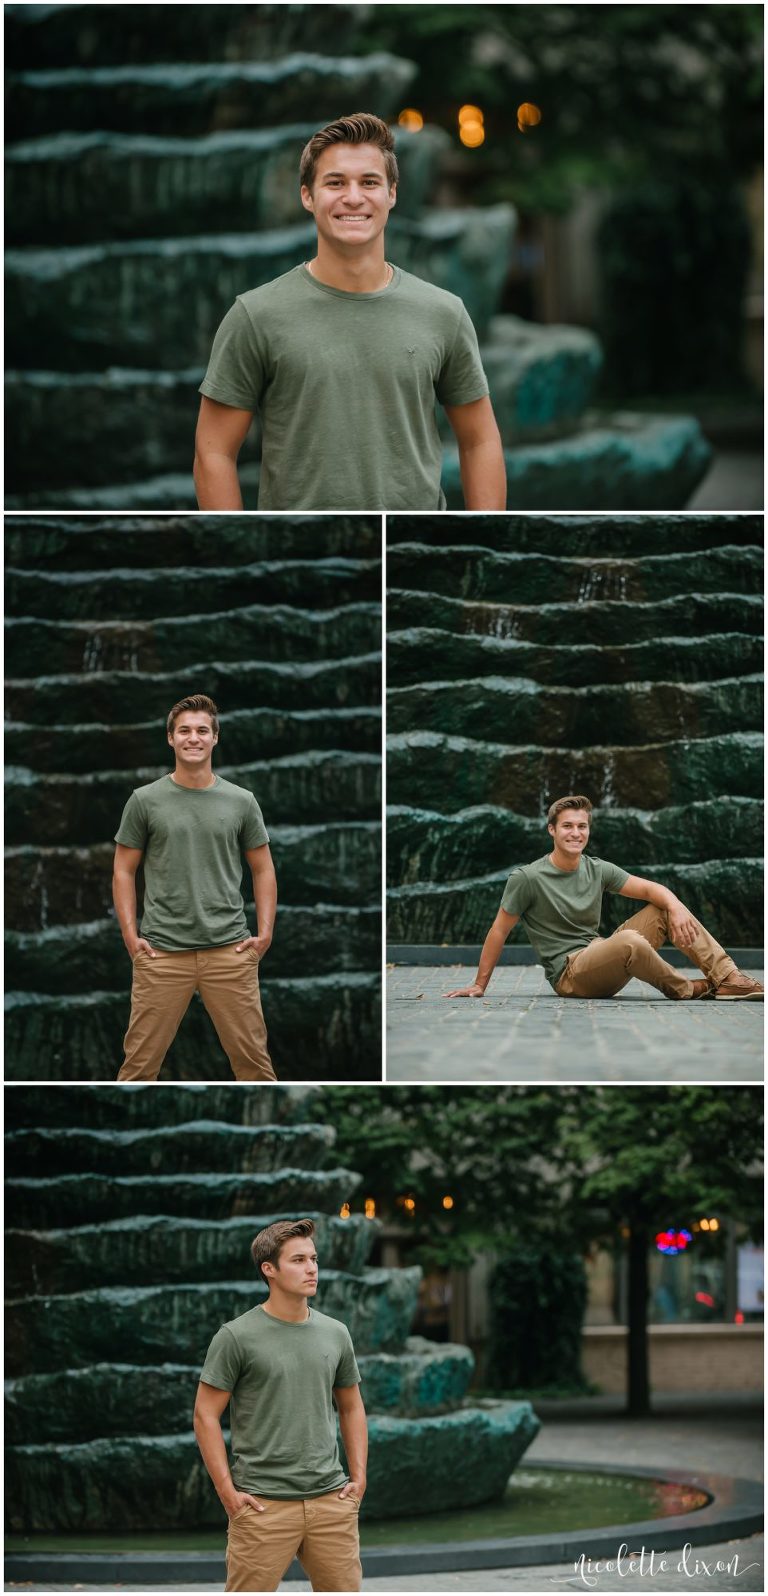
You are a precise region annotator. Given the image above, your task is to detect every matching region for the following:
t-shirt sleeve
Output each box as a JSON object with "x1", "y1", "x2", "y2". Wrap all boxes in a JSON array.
[
  {"x1": 333, "y1": 1329, "x2": 361, "y2": 1389},
  {"x1": 199, "y1": 299, "x2": 265, "y2": 411},
  {"x1": 114, "y1": 791, "x2": 148, "y2": 850},
  {"x1": 435, "y1": 302, "x2": 490, "y2": 408},
  {"x1": 601, "y1": 860, "x2": 630, "y2": 894},
  {"x1": 500, "y1": 868, "x2": 532, "y2": 918},
  {"x1": 242, "y1": 795, "x2": 269, "y2": 850},
  {"x1": 200, "y1": 1325, "x2": 242, "y2": 1392}
]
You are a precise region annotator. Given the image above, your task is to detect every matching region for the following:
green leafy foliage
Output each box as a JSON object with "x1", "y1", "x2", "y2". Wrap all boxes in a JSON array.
[{"x1": 487, "y1": 1244, "x2": 589, "y2": 1391}]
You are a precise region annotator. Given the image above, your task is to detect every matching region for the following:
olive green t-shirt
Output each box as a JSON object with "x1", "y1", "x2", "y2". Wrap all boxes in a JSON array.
[
  {"x1": 200, "y1": 1304, "x2": 361, "y2": 1498},
  {"x1": 199, "y1": 264, "x2": 489, "y2": 510},
  {"x1": 500, "y1": 854, "x2": 629, "y2": 988},
  {"x1": 114, "y1": 773, "x2": 269, "y2": 951}
]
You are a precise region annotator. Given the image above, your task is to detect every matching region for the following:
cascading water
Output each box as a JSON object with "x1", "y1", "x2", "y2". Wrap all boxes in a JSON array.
[{"x1": 387, "y1": 514, "x2": 763, "y2": 948}]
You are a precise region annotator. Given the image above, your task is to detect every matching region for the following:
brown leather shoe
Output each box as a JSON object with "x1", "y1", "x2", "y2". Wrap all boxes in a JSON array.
[
  {"x1": 682, "y1": 979, "x2": 714, "y2": 1000},
  {"x1": 713, "y1": 971, "x2": 764, "y2": 1001}
]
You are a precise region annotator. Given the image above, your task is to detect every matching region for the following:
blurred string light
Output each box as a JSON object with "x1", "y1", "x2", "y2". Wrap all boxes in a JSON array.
[
  {"x1": 458, "y1": 103, "x2": 485, "y2": 148},
  {"x1": 339, "y1": 1202, "x2": 351, "y2": 1219},
  {"x1": 517, "y1": 101, "x2": 542, "y2": 134},
  {"x1": 364, "y1": 1198, "x2": 376, "y2": 1219},
  {"x1": 442, "y1": 1195, "x2": 455, "y2": 1210},
  {"x1": 398, "y1": 108, "x2": 424, "y2": 132},
  {"x1": 693, "y1": 1217, "x2": 720, "y2": 1232}
]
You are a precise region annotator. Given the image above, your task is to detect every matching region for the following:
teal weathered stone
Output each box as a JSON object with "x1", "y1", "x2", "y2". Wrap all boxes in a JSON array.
[
  {"x1": 7, "y1": 206, "x2": 512, "y2": 370},
  {"x1": 387, "y1": 675, "x2": 761, "y2": 747},
  {"x1": 5, "y1": 1086, "x2": 541, "y2": 1528},
  {"x1": 5, "y1": 822, "x2": 381, "y2": 930},
  {"x1": 388, "y1": 512, "x2": 763, "y2": 558},
  {"x1": 5, "y1": 1337, "x2": 470, "y2": 1443},
  {"x1": 5, "y1": 601, "x2": 380, "y2": 677},
  {"x1": 7, "y1": 1398, "x2": 539, "y2": 1529},
  {"x1": 386, "y1": 628, "x2": 762, "y2": 691},
  {"x1": 7, "y1": 124, "x2": 447, "y2": 244},
  {"x1": 387, "y1": 798, "x2": 764, "y2": 883},
  {"x1": 387, "y1": 544, "x2": 761, "y2": 608},
  {"x1": 475, "y1": 316, "x2": 603, "y2": 441},
  {"x1": 5, "y1": 512, "x2": 382, "y2": 568},
  {"x1": 5, "y1": 903, "x2": 381, "y2": 989},
  {"x1": 6, "y1": 705, "x2": 381, "y2": 771},
  {"x1": 5, "y1": 5, "x2": 373, "y2": 70},
  {"x1": 387, "y1": 730, "x2": 763, "y2": 811},
  {"x1": 7, "y1": 1211, "x2": 376, "y2": 1296},
  {"x1": 4, "y1": 1121, "x2": 335, "y2": 1178},
  {"x1": 387, "y1": 856, "x2": 762, "y2": 947},
  {"x1": 387, "y1": 589, "x2": 763, "y2": 648},
  {"x1": 6, "y1": 1165, "x2": 361, "y2": 1231},
  {"x1": 6, "y1": 751, "x2": 381, "y2": 843},
  {"x1": 6, "y1": 54, "x2": 417, "y2": 139},
  {"x1": 4, "y1": 972, "x2": 382, "y2": 1082},
  {"x1": 4, "y1": 1083, "x2": 308, "y2": 1131},
  {"x1": 6, "y1": 558, "x2": 380, "y2": 622},
  {"x1": 6, "y1": 1268, "x2": 422, "y2": 1374}
]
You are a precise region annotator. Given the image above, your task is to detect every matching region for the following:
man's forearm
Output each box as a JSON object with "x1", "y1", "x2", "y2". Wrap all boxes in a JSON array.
[
  {"x1": 475, "y1": 923, "x2": 508, "y2": 991},
  {"x1": 194, "y1": 1414, "x2": 235, "y2": 1505},
  {"x1": 113, "y1": 873, "x2": 138, "y2": 948},
  {"x1": 339, "y1": 1406, "x2": 368, "y2": 1485},
  {"x1": 252, "y1": 867, "x2": 277, "y2": 943},
  {"x1": 458, "y1": 438, "x2": 507, "y2": 509},
  {"x1": 193, "y1": 452, "x2": 244, "y2": 510},
  {"x1": 633, "y1": 879, "x2": 683, "y2": 912}
]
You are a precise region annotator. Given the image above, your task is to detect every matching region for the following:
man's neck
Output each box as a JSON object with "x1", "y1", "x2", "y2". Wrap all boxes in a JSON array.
[
  {"x1": 549, "y1": 847, "x2": 582, "y2": 873},
  {"x1": 308, "y1": 239, "x2": 390, "y2": 294},
  {"x1": 261, "y1": 1295, "x2": 310, "y2": 1324},
  {"x1": 170, "y1": 767, "x2": 216, "y2": 791}
]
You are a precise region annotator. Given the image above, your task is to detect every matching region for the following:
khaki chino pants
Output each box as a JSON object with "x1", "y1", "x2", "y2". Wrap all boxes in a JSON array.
[
  {"x1": 225, "y1": 1492, "x2": 362, "y2": 1592},
  {"x1": 118, "y1": 942, "x2": 276, "y2": 1082},
  {"x1": 555, "y1": 903, "x2": 736, "y2": 1000}
]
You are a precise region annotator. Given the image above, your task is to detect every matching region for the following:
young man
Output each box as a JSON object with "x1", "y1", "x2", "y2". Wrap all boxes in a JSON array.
[
  {"x1": 194, "y1": 111, "x2": 506, "y2": 512},
  {"x1": 112, "y1": 694, "x2": 278, "y2": 1081},
  {"x1": 446, "y1": 795, "x2": 763, "y2": 1002},
  {"x1": 194, "y1": 1219, "x2": 367, "y2": 1593}
]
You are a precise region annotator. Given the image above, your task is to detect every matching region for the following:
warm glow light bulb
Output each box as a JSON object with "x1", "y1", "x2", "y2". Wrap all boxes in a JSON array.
[
  {"x1": 339, "y1": 1202, "x2": 351, "y2": 1219},
  {"x1": 364, "y1": 1198, "x2": 376, "y2": 1220},
  {"x1": 398, "y1": 108, "x2": 424, "y2": 132},
  {"x1": 459, "y1": 122, "x2": 485, "y2": 149},
  {"x1": 442, "y1": 1195, "x2": 454, "y2": 1210}
]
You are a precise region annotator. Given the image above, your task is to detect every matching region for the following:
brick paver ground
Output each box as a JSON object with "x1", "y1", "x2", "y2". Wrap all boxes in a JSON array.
[{"x1": 386, "y1": 967, "x2": 764, "y2": 1080}]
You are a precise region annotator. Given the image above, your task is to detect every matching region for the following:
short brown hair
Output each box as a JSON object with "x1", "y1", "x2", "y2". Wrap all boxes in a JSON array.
[
  {"x1": 299, "y1": 112, "x2": 398, "y2": 192},
  {"x1": 166, "y1": 694, "x2": 219, "y2": 737},
  {"x1": 251, "y1": 1218, "x2": 316, "y2": 1282},
  {"x1": 547, "y1": 794, "x2": 593, "y2": 825}
]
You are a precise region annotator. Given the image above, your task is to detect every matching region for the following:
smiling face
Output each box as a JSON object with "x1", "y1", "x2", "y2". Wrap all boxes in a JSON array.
[
  {"x1": 167, "y1": 711, "x2": 217, "y2": 771},
  {"x1": 548, "y1": 807, "x2": 591, "y2": 858},
  {"x1": 263, "y1": 1236, "x2": 319, "y2": 1300},
  {"x1": 300, "y1": 141, "x2": 396, "y2": 252}
]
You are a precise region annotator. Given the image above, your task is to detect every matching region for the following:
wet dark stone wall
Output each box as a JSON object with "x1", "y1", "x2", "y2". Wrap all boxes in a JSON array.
[
  {"x1": 386, "y1": 515, "x2": 764, "y2": 948},
  {"x1": 5, "y1": 1085, "x2": 539, "y2": 1528},
  {"x1": 5, "y1": 516, "x2": 382, "y2": 1079}
]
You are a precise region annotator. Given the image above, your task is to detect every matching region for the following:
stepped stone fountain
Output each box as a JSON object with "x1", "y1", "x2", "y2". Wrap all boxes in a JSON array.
[
  {"x1": 5, "y1": 516, "x2": 382, "y2": 1080},
  {"x1": 6, "y1": 2, "x2": 709, "y2": 509},
  {"x1": 387, "y1": 514, "x2": 763, "y2": 948},
  {"x1": 5, "y1": 1083, "x2": 539, "y2": 1530}
]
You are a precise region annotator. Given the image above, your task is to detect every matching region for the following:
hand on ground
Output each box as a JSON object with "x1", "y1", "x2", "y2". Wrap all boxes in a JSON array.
[{"x1": 443, "y1": 983, "x2": 484, "y2": 998}]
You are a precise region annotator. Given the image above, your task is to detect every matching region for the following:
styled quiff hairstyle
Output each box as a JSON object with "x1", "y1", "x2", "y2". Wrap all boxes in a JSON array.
[
  {"x1": 299, "y1": 112, "x2": 399, "y2": 192},
  {"x1": 547, "y1": 795, "x2": 593, "y2": 826},
  {"x1": 166, "y1": 694, "x2": 219, "y2": 737},
  {"x1": 251, "y1": 1218, "x2": 316, "y2": 1282}
]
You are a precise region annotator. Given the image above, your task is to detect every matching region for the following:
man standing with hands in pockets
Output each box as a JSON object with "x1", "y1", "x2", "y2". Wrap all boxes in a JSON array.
[{"x1": 194, "y1": 1219, "x2": 368, "y2": 1592}]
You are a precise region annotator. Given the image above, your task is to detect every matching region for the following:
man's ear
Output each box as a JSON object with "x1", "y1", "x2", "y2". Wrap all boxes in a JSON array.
[
  {"x1": 300, "y1": 185, "x2": 314, "y2": 215},
  {"x1": 547, "y1": 822, "x2": 555, "y2": 838},
  {"x1": 388, "y1": 184, "x2": 397, "y2": 212}
]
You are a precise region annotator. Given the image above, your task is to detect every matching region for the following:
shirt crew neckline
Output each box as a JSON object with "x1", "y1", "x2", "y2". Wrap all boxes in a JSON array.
[
  {"x1": 258, "y1": 1303, "x2": 314, "y2": 1327},
  {"x1": 166, "y1": 772, "x2": 220, "y2": 792},
  {"x1": 299, "y1": 263, "x2": 402, "y2": 301}
]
